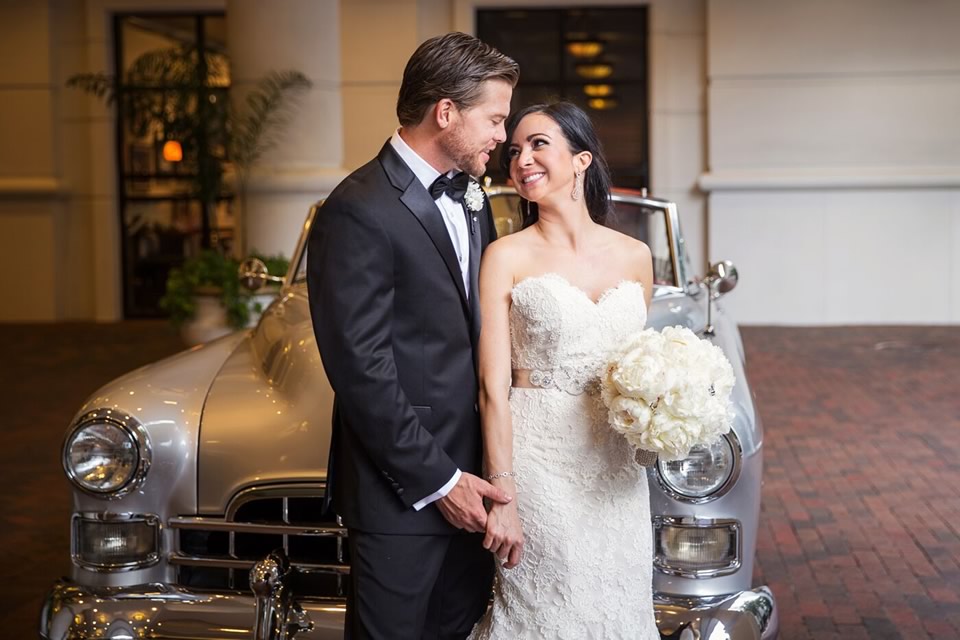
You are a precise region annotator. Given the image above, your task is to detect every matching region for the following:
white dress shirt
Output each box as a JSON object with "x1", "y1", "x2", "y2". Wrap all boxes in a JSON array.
[{"x1": 389, "y1": 130, "x2": 466, "y2": 511}]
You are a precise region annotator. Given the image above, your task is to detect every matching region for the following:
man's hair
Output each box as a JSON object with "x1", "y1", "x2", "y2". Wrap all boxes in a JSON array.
[{"x1": 397, "y1": 32, "x2": 519, "y2": 127}]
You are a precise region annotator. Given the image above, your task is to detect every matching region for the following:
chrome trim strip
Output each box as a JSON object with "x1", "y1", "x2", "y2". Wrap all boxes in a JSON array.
[
  {"x1": 169, "y1": 517, "x2": 346, "y2": 537},
  {"x1": 62, "y1": 407, "x2": 151, "y2": 499},
  {"x1": 70, "y1": 512, "x2": 161, "y2": 571},
  {"x1": 225, "y1": 483, "x2": 327, "y2": 520},
  {"x1": 655, "y1": 430, "x2": 744, "y2": 504},
  {"x1": 654, "y1": 586, "x2": 779, "y2": 640},
  {"x1": 289, "y1": 203, "x2": 321, "y2": 286},
  {"x1": 170, "y1": 553, "x2": 350, "y2": 575},
  {"x1": 41, "y1": 579, "x2": 348, "y2": 640},
  {"x1": 653, "y1": 516, "x2": 742, "y2": 578}
]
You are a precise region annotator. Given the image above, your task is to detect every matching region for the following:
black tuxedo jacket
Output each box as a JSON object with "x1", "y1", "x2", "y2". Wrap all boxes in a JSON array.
[{"x1": 308, "y1": 142, "x2": 497, "y2": 535}]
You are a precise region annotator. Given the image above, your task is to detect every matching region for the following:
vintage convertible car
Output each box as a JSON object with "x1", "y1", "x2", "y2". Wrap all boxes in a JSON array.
[{"x1": 40, "y1": 188, "x2": 778, "y2": 640}]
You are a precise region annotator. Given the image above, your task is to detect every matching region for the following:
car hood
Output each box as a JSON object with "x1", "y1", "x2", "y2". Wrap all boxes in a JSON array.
[{"x1": 197, "y1": 289, "x2": 334, "y2": 514}]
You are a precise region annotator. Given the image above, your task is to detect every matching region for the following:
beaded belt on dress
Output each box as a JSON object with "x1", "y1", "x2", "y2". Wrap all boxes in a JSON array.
[{"x1": 512, "y1": 368, "x2": 601, "y2": 395}]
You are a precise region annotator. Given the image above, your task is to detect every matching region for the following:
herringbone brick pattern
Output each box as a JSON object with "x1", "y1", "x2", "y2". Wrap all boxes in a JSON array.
[{"x1": 1, "y1": 323, "x2": 958, "y2": 638}]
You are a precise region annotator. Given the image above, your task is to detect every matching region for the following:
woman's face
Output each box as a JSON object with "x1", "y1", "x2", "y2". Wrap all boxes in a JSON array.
[{"x1": 507, "y1": 112, "x2": 580, "y2": 204}]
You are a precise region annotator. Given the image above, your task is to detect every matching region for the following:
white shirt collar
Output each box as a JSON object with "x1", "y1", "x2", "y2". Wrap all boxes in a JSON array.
[{"x1": 390, "y1": 129, "x2": 457, "y2": 191}]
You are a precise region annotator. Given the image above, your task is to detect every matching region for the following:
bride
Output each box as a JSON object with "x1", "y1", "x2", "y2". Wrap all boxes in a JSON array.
[{"x1": 469, "y1": 102, "x2": 660, "y2": 639}]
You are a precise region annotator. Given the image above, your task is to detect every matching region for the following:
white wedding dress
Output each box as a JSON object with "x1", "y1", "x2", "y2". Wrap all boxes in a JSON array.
[{"x1": 469, "y1": 273, "x2": 660, "y2": 640}]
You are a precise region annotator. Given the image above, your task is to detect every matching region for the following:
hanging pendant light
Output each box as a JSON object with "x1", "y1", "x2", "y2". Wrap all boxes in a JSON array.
[
  {"x1": 575, "y1": 62, "x2": 614, "y2": 80},
  {"x1": 566, "y1": 39, "x2": 604, "y2": 58},
  {"x1": 162, "y1": 140, "x2": 183, "y2": 163}
]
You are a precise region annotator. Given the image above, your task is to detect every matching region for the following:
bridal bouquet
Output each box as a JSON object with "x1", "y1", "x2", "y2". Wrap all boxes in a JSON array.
[{"x1": 600, "y1": 326, "x2": 735, "y2": 462}]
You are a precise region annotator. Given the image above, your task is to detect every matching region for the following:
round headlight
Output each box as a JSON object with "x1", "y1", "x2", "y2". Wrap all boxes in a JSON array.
[
  {"x1": 63, "y1": 410, "x2": 149, "y2": 497},
  {"x1": 657, "y1": 435, "x2": 739, "y2": 502}
]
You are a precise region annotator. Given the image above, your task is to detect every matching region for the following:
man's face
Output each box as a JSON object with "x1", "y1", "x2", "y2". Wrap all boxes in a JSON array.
[{"x1": 440, "y1": 79, "x2": 513, "y2": 177}]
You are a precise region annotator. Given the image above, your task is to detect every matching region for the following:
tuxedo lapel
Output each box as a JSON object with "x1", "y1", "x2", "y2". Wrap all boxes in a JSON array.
[
  {"x1": 378, "y1": 143, "x2": 470, "y2": 311},
  {"x1": 466, "y1": 205, "x2": 482, "y2": 347}
]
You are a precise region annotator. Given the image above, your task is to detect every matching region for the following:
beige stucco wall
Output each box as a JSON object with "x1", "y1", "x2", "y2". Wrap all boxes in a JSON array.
[
  {"x1": 340, "y1": 0, "x2": 453, "y2": 170},
  {"x1": 703, "y1": 0, "x2": 960, "y2": 324},
  {"x1": 0, "y1": 1, "x2": 68, "y2": 321}
]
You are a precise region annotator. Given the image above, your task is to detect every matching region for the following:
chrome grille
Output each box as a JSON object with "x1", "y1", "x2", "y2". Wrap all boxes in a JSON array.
[{"x1": 170, "y1": 493, "x2": 349, "y2": 596}]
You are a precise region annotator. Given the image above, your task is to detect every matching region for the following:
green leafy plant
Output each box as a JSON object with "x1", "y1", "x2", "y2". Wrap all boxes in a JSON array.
[
  {"x1": 159, "y1": 250, "x2": 248, "y2": 329},
  {"x1": 159, "y1": 251, "x2": 290, "y2": 329}
]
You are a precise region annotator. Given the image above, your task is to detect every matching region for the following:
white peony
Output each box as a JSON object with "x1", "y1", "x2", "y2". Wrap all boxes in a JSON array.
[{"x1": 600, "y1": 326, "x2": 735, "y2": 461}]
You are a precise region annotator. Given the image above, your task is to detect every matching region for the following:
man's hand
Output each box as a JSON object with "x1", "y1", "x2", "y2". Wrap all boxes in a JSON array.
[
  {"x1": 436, "y1": 472, "x2": 512, "y2": 532},
  {"x1": 484, "y1": 502, "x2": 524, "y2": 569}
]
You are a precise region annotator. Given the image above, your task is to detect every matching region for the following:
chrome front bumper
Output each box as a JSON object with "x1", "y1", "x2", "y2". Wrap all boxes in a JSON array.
[
  {"x1": 41, "y1": 579, "x2": 777, "y2": 640},
  {"x1": 40, "y1": 579, "x2": 345, "y2": 640},
  {"x1": 655, "y1": 587, "x2": 779, "y2": 640}
]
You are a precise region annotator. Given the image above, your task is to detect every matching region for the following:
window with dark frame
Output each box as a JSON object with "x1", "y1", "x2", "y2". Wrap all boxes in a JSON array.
[
  {"x1": 476, "y1": 7, "x2": 649, "y2": 189},
  {"x1": 114, "y1": 13, "x2": 233, "y2": 318}
]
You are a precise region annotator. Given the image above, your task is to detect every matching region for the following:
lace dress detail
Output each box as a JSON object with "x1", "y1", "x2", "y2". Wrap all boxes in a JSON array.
[{"x1": 469, "y1": 273, "x2": 660, "y2": 640}]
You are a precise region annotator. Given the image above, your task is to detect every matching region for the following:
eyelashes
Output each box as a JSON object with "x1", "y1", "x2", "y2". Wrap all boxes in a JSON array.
[{"x1": 507, "y1": 139, "x2": 548, "y2": 158}]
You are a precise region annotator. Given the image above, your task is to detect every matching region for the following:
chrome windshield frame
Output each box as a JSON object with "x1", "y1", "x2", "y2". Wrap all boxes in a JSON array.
[{"x1": 288, "y1": 189, "x2": 690, "y2": 293}]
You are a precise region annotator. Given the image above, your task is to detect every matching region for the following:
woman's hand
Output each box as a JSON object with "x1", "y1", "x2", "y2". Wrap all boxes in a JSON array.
[{"x1": 483, "y1": 501, "x2": 524, "y2": 569}]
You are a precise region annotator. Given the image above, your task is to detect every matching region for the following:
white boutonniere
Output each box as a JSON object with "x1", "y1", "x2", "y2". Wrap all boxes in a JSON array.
[{"x1": 464, "y1": 180, "x2": 484, "y2": 212}]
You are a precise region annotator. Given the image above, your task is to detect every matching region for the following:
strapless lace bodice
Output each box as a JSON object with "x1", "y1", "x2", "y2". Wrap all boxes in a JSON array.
[{"x1": 510, "y1": 273, "x2": 647, "y2": 394}]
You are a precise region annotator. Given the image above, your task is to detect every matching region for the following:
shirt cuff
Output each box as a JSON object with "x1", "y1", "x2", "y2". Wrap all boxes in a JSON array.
[{"x1": 412, "y1": 469, "x2": 461, "y2": 511}]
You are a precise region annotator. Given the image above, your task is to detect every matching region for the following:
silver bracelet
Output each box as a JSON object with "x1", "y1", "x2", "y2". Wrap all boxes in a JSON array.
[{"x1": 486, "y1": 471, "x2": 516, "y2": 481}]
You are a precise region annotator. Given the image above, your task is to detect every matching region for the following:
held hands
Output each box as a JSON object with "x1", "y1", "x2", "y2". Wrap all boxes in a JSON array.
[
  {"x1": 484, "y1": 501, "x2": 524, "y2": 569},
  {"x1": 436, "y1": 472, "x2": 512, "y2": 533}
]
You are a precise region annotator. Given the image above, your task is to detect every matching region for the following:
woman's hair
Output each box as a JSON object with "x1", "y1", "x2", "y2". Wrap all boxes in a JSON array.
[
  {"x1": 397, "y1": 32, "x2": 519, "y2": 127},
  {"x1": 500, "y1": 101, "x2": 613, "y2": 228}
]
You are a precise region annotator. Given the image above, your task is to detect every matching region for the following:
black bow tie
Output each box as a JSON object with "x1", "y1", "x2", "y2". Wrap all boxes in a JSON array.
[{"x1": 429, "y1": 172, "x2": 470, "y2": 202}]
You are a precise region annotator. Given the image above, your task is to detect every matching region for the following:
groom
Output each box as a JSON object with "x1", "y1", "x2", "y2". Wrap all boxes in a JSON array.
[{"x1": 307, "y1": 33, "x2": 519, "y2": 639}]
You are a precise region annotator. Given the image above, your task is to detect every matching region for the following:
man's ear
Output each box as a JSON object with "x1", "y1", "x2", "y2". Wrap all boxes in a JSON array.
[{"x1": 435, "y1": 98, "x2": 456, "y2": 130}]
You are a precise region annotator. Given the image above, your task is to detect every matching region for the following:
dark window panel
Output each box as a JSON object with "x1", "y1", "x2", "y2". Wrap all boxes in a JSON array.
[{"x1": 478, "y1": 7, "x2": 649, "y2": 190}]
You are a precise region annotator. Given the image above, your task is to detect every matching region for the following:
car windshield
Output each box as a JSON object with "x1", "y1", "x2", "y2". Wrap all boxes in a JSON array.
[{"x1": 293, "y1": 193, "x2": 679, "y2": 288}]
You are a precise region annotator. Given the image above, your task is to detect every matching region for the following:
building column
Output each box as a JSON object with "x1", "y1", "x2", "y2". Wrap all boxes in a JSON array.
[{"x1": 226, "y1": 0, "x2": 346, "y2": 258}]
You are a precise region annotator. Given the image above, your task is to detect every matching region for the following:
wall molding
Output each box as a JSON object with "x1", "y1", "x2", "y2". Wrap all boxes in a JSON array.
[
  {"x1": 699, "y1": 167, "x2": 960, "y2": 191},
  {"x1": 0, "y1": 177, "x2": 67, "y2": 198}
]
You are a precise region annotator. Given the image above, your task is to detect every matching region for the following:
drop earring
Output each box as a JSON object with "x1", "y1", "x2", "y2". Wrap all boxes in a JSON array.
[{"x1": 571, "y1": 170, "x2": 584, "y2": 201}]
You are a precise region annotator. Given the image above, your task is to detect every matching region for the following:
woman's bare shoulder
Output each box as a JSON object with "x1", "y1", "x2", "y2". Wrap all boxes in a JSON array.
[
  {"x1": 596, "y1": 226, "x2": 652, "y2": 284},
  {"x1": 598, "y1": 225, "x2": 651, "y2": 256},
  {"x1": 485, "y1": 227, "x2": 539, "y2": 264}
]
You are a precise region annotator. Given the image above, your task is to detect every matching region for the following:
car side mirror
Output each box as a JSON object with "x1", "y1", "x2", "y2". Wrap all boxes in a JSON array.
[
  {"x1": 703, "y1": 260, "x2": 738, "y2": 298},
  {"x1": 701, "y1": 260, "x2": 738, "y2": 336},
  {"x1": 239, "y1": 257, "x2": 284, "y2": 292}
]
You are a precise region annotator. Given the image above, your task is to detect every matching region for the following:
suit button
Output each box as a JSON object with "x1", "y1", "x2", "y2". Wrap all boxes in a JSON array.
[{"x1": 474, "y1": 403, "x2": 479, "y2": 413}]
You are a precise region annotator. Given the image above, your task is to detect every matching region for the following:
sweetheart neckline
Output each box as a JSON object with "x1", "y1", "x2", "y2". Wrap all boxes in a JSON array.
[{"x1": 511, "y1": 272, "x2": 645, "y2": 306}]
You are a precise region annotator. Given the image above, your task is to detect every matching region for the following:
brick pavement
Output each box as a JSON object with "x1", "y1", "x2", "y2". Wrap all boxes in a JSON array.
[
  {"x1": 745, "y1": 327, "x2": 960, "y2": 640},
  {"x1": 1, "y1": 323, "x2": 958, "y2": 638}
]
